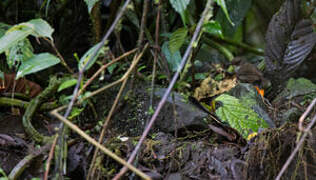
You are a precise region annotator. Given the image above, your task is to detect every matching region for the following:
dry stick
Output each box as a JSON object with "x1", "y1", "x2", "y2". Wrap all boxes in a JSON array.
[
  {"x1": 298, "y1": 98, "x2": 316, "y2": 132},
  {"x1": 275, "y1": 97, "x2": 316, "y2": 180},
  {"x1": 87, "y1": 44, "x2": 148, "y2": 179},
  {"x1": 50, "y1": 110, "x2": 151, "y2": 180},
  {"x1": 44, "y1": 135, "x2": 58, "y2": 180},
  {"x1": 78, "y1": 48, "x2": 138, "y2": 96},
  {"x1": 113, "y1": 0, "x2": 213, "y2": 179}
]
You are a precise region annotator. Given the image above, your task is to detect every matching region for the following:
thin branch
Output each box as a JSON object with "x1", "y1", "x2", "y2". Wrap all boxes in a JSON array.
[
  {"x1": 78, "y1": 48, "x2": 138, "y2": 96},
  {"x1": 113, "y1": 0, "x2": 213, "y2": 179},
  {"x1": 44, "y1": 38, "x2": 73, "y2": 74}
]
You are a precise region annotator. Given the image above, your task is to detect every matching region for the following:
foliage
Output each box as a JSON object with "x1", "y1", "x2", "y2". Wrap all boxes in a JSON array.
[
  {"x1": 0, "y1": 19, "x2": 59, "y2": 79},
  {"x1": 215, "y1": 94, "x2": 269, "y2": 138}
]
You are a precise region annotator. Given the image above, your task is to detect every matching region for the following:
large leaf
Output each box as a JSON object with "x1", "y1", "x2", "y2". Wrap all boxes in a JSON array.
[
  {"x1": 0, "y1": 19, "x2": 54, "y2": 54},
  {"x1": 162, "y1": 42, "x2": 182, "y2": 72},
  {"x1": 84, "y1": 0, "x2": 99, "y2": 14},
  {"x1": 264, "y1": 0, "x2": 316, "y2": 89},
  {"x1": 215, "y1": 94, "x2": 269, "y2": 138},
  {"x1": 78, "y1": 42, "x2": 107, "y2": 72},
  {"x1": 0, "y1": 26, "x2": 33, "y2": 54},
  {"x1": 169, "y1": 27, "x2": 188, "y2": 54},
  {"x1": 16, "y1": 53, "x2": 60, "y2": 79},
  {"x1": 215, "y1": 0, "x2": 251, "y2": 37}
]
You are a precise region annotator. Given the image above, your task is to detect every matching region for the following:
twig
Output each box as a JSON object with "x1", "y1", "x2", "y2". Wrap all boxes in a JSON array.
[
  {"x1": 87, "y1": 44, "x2": 148, "y2": 179},
  {"x1": 44, "y1": 135, "x2": 58, "y2": 180},
  {"x1": 78, "y1": 48, "x2": 138, "y2": 96},
  {"x1": 275, "y1": 98, "x2": 316, "y2": 180},
  {"x1": 44, "y1": 38, "x2": 73, "y2": 74},
  {"x1": 50, "y1": 109, "x2": 151, "y2": 180},
  {"x1": 298, "y1": 98, "x2": 316, "y2": 132},
  {"x1": 112, "y1": 0, "x2": 213, "y2": 179}
]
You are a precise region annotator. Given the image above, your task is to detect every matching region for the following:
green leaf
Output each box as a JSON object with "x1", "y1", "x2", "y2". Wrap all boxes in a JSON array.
[
  {"x1": 16, "y1": 53, "x2": 60, "y2": 79},
  {"x1": 0, "y1": 168, "x2": 7, "y2": 178},
  {"x1": 69, "y1": 107, "x2": 84, "y2": 120},
  {"x1": 5, "y1": 39, "x2": 34, "y2": 69},
  {"x1": 108, "y1": 63, "x2": 118, "y2": 74},
  {"x1": 84, "y1": 0, "x2": 99, "y2": 14},
  {"x1": 58, "y1": 79, "x2": 78, "y2": 92},
  {"x1": 169, "y1": 0, "x2": 190, "y2": 25},
  {"x1": 215, "y1": 94, "x2": 269, "y2": 138},
  {"x1": 0, "y1": 19, "x2": 54, "y2": 54},
  {"x1": 203, "y1": 21, "x2": 223, "y2": 38},
  {"x1": 78, "y1": 42, "x2": 106, "y2": 72},
  {"x1": 162, "y1": 42, "x2": 182, "y2": 72},
  {"x1": 169, "y1": 27, "x2": 188, "y2": 54},
  {"x1": 169, "y1": 0, "x2": 190, "y2": 14},
  {"x1": 215, "y1": 0, "x2": 234, "y2": 26},
  {"x1": 23, "y1": 19, "x2": 54, "y2": 40},
  {"x1": 215, "y1": 0, "x2": 251, "y2": 37},
  {"x1": 0, "y1": 26, "x2": 33, "y2": 54}
]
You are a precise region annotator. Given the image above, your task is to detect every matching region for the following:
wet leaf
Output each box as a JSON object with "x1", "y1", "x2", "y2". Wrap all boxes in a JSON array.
[{"x1": 215, "y1": 94, "x2": 269, "y2": 138}]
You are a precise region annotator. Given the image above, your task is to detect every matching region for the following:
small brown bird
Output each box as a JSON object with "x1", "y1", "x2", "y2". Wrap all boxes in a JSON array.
[{"x1": 232, "y1": 57, "x2": 271, "y2": 97}]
